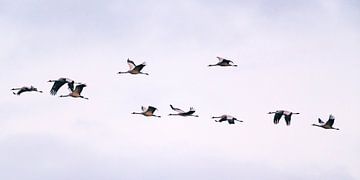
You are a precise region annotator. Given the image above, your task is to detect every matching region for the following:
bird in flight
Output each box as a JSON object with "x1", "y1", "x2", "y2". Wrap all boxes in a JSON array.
[
  {"x1": 59, "y1": 84, "x2": 89, "y2": 100},
  {"x1": 212, "y1": 115, "x2": 243, "y2": 124},
  {"x1": 132, "y1": 106, "x2": 161, "y2": 118},
  {"x1": 208, "y1": 56, "x2": 237, "y2": 67},
  {"x1": 268, "y1": 110, "x2": 300, "y2": 126},
  {"x1": 312, "y1": 114, "x2": 339, "y2": 130},
  {"x1": 118, "y1": 58, "x2": 149, "y2": 75},
  {"x1": 169, "y1": 104, "x2": 199, "y2": 117},
  {"x1": 11, "y1": 86, "x2": 43, "y2": 95},
  {"x1": 48, "y1": 78, "x2": 80, "y2": 95}
]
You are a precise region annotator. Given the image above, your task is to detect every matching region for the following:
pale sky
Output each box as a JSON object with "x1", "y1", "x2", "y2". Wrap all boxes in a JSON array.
[{"x1": 1, "y1": 0, "x2": 360, "y2": 179}]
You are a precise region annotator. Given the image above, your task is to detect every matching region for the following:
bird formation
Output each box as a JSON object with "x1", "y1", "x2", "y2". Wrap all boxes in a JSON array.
[{"x1": 10, "y1": 57, "x2": 340, "y2": 130}]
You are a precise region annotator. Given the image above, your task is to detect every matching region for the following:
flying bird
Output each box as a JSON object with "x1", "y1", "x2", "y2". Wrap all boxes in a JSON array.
[
  {"x1": 169, "y1": 104, "x2": 199, "y2": 117},
  {"x1": 208, "y1": 57, "x2": 237, "y2": 67},
  {"x1": 268, "y1": 110, "x2": 300, "y2": 126},
  {"x1": 59, "y1": 84, "x2": 89, "y2": 100},
  {"x1": 212, "y1": 115, "x2": 243, "y2": 124},
  {"x1": 132, "y1": 106, "x2": 161, "y2": 118},
  {"x1": 48, "y1": 78, "x2": 79, "y2": 95},
  {"x1": 312, "y1": 114, "x2": 339, "y2": 130},
  {"x1": 11, "y1": 86, "x2": 43, "y2": 95},
  {"x1": 118, "y1": 58, "x2": 149, "y2": 75}
]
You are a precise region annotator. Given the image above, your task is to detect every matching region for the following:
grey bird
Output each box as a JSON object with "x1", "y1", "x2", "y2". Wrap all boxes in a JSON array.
[
  {"x1": 268, "y1": 110, "x2": 300, "y2": 126},
  {"x1": 208, "y1": 57, "x2": 237, "y2": 67},
  {"x1": 312, "y1": 114, "x2": 339, "y2": 130},
  {"x1": 212, "y1": 115, "x2": 243, "y2": 124},
  {"x1": 11, "y1": 86, "x2": 43, "y2": 95},
  {"x1": 118, "y1": 59, "x2": 149, "y2": 75},
  {"x1": 132, "y1": 106, "x2": 161, "y2": 118},
  {"x1": 169, "y1": 104, "x2": 199, "y2": 117},
  {"x1": 59, "y1": 84, "x2": 89, "y2": 100},
  {"x1": 48, "y1": 78, "x2": 80, "y2": 95}
]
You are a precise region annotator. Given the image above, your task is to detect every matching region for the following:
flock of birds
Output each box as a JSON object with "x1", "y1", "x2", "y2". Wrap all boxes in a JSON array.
[{"x1": 10, "y1": 57, "x2": 340, "y2": 130}]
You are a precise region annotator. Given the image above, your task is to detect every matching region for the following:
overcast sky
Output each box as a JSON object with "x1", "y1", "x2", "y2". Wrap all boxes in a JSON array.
[{"x1": 1, "y1": 0, "x2": 360, "y2": 179}]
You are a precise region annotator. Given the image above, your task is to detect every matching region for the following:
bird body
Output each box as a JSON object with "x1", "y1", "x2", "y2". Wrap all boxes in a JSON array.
[
  {"x1": 168, "y1": 105, "x2": 199, "y2": 117},
  {"x1": 133, "y1": 106, "x2": 161, "y2": 118},
  {"x1": 268, "y1": 110, "x2": 299, "y2": 126},
  {"x1": 313, "y1": 114, "x2": 339, "y2": 130},
  {"x1": 118, "y1": 59, "x2": 149, "y2": 75},
  {"x1": 208, "y1": 57, "x2": 237, "y2": 67},
  {"x1": 59, "y1": 84, "x2": 88, "y2": 99},
  {"x1": 11, "y1": 86, "x2": 42, "y2": 95},
  {"x1": 212, "y1": 115, "x2": 242, "y2": 124}
]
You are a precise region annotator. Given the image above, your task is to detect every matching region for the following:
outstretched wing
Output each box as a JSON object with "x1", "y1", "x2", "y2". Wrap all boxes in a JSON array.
[
  {"x1": 147, "y1": 106, "x2": 157, "y2": 113},
  {"x1": 325, "y1": 115, "x2": 335, "y2": 127},
  {"x1": 273, "y1": 112, "x2": 283, "y2": 124},
  {"x1": 284, "y1": 114, "x2": 291, "y2": 126},
  {"x1": 133, "y1": 62, "x2": 146, "y2": 72},
  {"x1": 67, "y1": 80, "x2": 75, "y2": 92},
  {"x1": 318, "y1": 118, "x2": 324, "y2": 124},
  {"x1": 170, "y1": 105, "x2": 185, "y2": 113},
  {"x1": 17, "y1": 87, "x2": 30, "y2": 95},
  {"x1": 127, "y1": 59, "x2": 136, "y2": 70},
  {"x1": 50, "y1": 80, "x2": 66, "y2": 95},
  {"x1": 216, "y1": 56, "x2": 233, "y2": 64},
  {"x1": 74, "y1": 84, "x2": 86, "y2": 94}
]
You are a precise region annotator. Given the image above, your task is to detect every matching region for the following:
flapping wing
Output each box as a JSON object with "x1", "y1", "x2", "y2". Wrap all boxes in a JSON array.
[
  {"x1": 74, "y1": 84, "x2": 86, "y2": 94},
  {"x1": 318, "y1": 118, "x2": 324, "y2": 124},
  {"x1": 284, "y1": 115, "x2": 291, "y2": 126},
  {"x1": 147, "y1": 106, "x2": 157, "y2": 113},
  {"x1": 133, "y1": 62, "x2": 146, "y2": 72},
  {"x1": 170, "y1": 105, "x2": 185, "y2": 113},
  {"x1": 50, "y1": 81, "x2": 66, "y2": 95},
  {"x1": 127, "y1": 59, "x2": 136, "y2": 70},
  {"x1": 325, "y1": 115, "x2": 335, "y2": 127},
  {"x1": 274, "y1": 112, "x2": 283, "y2": 124}
]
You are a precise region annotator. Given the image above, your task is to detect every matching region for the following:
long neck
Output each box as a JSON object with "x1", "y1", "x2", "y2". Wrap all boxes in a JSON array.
[
  {"x1": 212, "y1": 116, "x2": 221, "y2": 119},
  {"x1": 132, "y1": 112, "x2": 142, "y2": 115},
  {"x1": 208, "y1": 64, "x2": 217, "y2": 67}
]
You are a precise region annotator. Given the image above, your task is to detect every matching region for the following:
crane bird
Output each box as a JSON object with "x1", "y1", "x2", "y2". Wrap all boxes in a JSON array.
[
  {"x1": 132, "y1": 106, "x2": 161, "y2": 118},
  {"x1": 118, "y1": 59, "x2": 149, "y2": 75},
  {"x1": 169, "y1": 104, "x2": 199, "y2": 117},
  {"x1": 48, "y1": 78, "x2": 80, "y2": 95},
  {"x1": 268, "y1": 110, "x2": 300, "y2": 126},
  {"x1": 11, "y1": 86, "x2": 43, "y2": 95},
  {"x1": 208, "y1": 57, "x2": 237, "y2": 67},
  {"x1": 212, "y1": 115, "x2": 243, "y2": 124},
  {"x1": 59, "y1": 84, "x2": 89, "y2": 100},
  {"x1": 312, "y1": 114, "x2": 339, "y2": 130}
]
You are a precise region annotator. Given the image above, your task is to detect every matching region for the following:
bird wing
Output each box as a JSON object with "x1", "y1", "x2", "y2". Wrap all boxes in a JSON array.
[
  {"x1": 141, "y1": 106, "x2": 148, "y2": 112},
  {"x1": 50, "y1": 80, "x2": 66, "y2": 95},
  {"x1": 325, "y1": 115, "x2": 335, "y2": 127},
  {"x1": 216, "y1": 56, "x2": 225, "y2": 62},
  {"x1": 147, "y1": 106, "x2": 157, "y2": 113},
  {"x1": 74, "y1": 84, "x2": 86, "y2": 94},
  {"x1": 133, "y1": 62, "x2": 146, "y2": 72},
  {"x1": 170, "y1": 105, "x2": 185, "y2": 113},
  {"x1": 127, "y1": 59, "x2": 136, "y2": 70},
  {"x1": 67, "y1": 81, "x2": 75, "y2": 92},
  {"x1": 17, "y1": 87, "x2": 30, "y2": 95},
  {"x1": 284, "y1": 114, "x2": 291, "y2": 126},
  {"x1": 318, "y1": 118, "x2": 324, "y2": 124},
  {"x1": 228, "y1": 119, "x2": 235, "y2": 124},
  {"x1": 273, "y1": 111, "x2": 283, "y2": 124}
]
